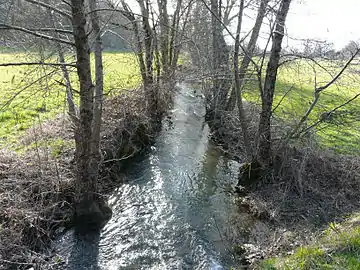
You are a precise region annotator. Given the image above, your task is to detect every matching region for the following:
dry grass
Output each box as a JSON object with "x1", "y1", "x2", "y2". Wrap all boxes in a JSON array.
[{"x1": 0, "y1": 141, "x2": 75, "y2": 269}]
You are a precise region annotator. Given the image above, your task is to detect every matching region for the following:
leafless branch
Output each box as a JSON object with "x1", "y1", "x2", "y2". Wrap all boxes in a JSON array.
[
  {"x1": 300, "y1": 92, "x2": 360, "y2": 136},
  {"x1": 0, "y1": 62, "x2": 76, "y2": 67},
  {"x1": 26, "y1": 27, "x2": 73, "y2": 35},
  {"x1": 24, "y1": 0, "x2": 72, "y2": 19},
  {"x1": 0, "y1": 23, "x2": 75, "y2": 46}
]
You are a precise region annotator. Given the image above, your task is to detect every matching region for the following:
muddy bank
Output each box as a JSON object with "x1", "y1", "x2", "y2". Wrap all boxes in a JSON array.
[
  {"x1": 0, "y1": 87, "x2": 171, "y2": 269},
  {"x1": 206, "y1": 108, "x2": 360, "y2": 267}
]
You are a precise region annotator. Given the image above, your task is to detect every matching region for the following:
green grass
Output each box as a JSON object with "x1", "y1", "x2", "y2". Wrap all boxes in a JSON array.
[
  {"x1": 0, "y1": 52, "x2": 140, "y2": 148},
  {"x1": 1, "y1": 53, "x2": 360, "y2": 155},
  {"x1": 243, "y1": 58, "x2": 360, "y2": 155},
  {"x1": 261, "y1": 215, "x2": 360, "y2": 270}
]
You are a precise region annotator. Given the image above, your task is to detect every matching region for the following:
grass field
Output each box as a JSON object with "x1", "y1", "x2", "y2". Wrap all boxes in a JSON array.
[
  {"x1": 1, "y1": 53, "x2": 360, "y2": 155},
  {"x1": 0, "y1": 52, "x2": 140, "y2": 148},
  {"x1": 243, "y1": 58, "x2": 360, "y2": 155}
]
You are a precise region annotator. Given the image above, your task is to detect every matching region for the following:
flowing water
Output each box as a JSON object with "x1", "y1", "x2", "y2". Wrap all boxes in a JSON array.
[{"x1": 55, "y1": 83, "x2": 242, "y2": 269}]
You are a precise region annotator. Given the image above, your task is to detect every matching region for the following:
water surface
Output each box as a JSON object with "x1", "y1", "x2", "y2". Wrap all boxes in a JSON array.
[{"x1": 55, "y1": 83, "x2": 241, "y2": 269}]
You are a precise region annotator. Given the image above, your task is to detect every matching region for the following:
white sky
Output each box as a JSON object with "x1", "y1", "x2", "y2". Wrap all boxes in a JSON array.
[
  {"x1": 123, "y1": 0, "x2": 360, "y2": 50},
  {"x1": 284, "y1": 0, "x2": 360, "y2": 49}
]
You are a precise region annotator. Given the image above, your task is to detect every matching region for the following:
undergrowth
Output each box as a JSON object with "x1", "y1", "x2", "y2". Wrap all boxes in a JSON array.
[{"x1": 261, "y1": 214, "x2": 360, "y2": 270}]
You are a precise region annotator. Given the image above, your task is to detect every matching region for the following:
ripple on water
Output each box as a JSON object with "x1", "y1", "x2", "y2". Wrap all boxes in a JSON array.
[{"x1": 54, "y1": 83, "x2": 241, "y2": 269}]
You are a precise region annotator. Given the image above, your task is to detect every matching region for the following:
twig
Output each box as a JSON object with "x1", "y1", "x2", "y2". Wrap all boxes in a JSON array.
[{"x1": 0, "y1": 62, "x2": 76, "y2": 67}]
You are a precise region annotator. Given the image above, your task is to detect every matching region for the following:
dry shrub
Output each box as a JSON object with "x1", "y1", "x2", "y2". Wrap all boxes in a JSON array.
[
  {"x1": 210, "y1": 101, "x2": 261, "y2": 161},
  {"x1": 0, "y1": 148, "x2": 75, "y2": 270},
  {"x1": 0, "y1": 84, "x2": 172, "y2": 268},
  {"x1": 221, "y1": 103, "x2": 360, "y2": 226},
  {"x1": 211, "y1": 103, "x2": 360, "y2": 262},
  {"x1": 250, "y1": 147, "x2": 360, "y2": 227},
  {"x1": 99, "y1": 85, "x2": 172, "y2": 190}
]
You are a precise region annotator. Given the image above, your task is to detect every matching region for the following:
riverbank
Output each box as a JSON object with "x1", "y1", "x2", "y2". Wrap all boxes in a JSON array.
[
  {"x1": 0, "y1": 86, "x2": 167, "y2": 269},
  {"x1": 207, "y1": 107, "x2": 360, "y2": 268},
  {"x1": 261, "y1": 213, "x2": 360, "y2": 269}
]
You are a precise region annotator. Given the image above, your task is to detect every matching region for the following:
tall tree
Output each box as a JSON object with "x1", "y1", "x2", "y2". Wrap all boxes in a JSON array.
[
  {"x1": 209, "y1": 0, "x2": 231, "y2": 121},
  {"x1": 70, "y1": 0, "x2": 111, "y2": 228},
  {"x1": 256, "y1": 0, "x2": 292, "y2": 166},
  {"x1": 227, "y1": 0, "x2": 270, "y2": 111},
  {"x1": 0, "y1": 0, "x2": 112, "y2": 228}
]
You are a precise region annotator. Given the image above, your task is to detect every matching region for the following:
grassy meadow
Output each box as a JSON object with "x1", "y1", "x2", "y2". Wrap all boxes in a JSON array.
[
  {"x1": 0, "y1": 52, "x2": 140, "y2": 148},
  {"x1": 243, "y1": 58, "x2": 360, "y2": 155},
  {"x1": 1, "y1": 52, "x2": 360, "y2": 155}
]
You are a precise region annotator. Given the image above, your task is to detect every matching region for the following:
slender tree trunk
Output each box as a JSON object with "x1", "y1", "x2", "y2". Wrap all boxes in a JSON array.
[
  {"x1": 157, "y1": 0, "x2": 170, "y2": 75},
  {"x1": 210, "y1": 0, "x2": 231, "y2": 121},
  {"x1": 256, "y1": 0, "x2": 292, "y2": 166},
  {"x1": 169, "y1": 0, "x2": 182, "y2": 70},
  {"x1": 120, "y1": 1, "x2": 147, "y2": 84},
  {"x1": 89, "y1": 0, "x2": 103, "y2": 192},
  {"x1": 227, "y1": 0, "x2": 270, "y2": 111},
  {"x1": 138, "y1": 0, "x2": 154, "y2": 86},
  {"x1": 233, "y1": 0, "x2": 252, "y2": 159},
  {"x1": 47, "y1": 9, "x2": 77, "y2": 121},
  {"x1": 69, "y1": 0, "x2": 111, "y2": 229}
]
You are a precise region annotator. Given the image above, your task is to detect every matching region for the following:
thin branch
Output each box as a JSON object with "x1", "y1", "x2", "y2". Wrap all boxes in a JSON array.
[
  {"x1": 0, "y1": 62, "x2": 76, "y2": 67},
  {"x1": 27, "y1": 27, "x2": 73, "y2": 35},
  {"x1": 284, "y1": 47, "x2": 360, "y2": 142},
  {"x1": 315, "y1": 47, "x2": 360, "y2": 92},
  {"x1": 300, "y1": 92, "x2": 360, "y2": 135},
  {"x1": 0, "y1": 23, "x2": 75, "y2": 46},
  {"x1": 272, "y1": 84, "x2": 295, "y2": 113},
  {"x1": 24, "y1": 0, "x2": 72, "y2": 19}
]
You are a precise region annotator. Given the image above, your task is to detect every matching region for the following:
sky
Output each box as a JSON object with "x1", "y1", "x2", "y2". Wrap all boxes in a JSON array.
[
  {"x1": 122, "y1": 0, "x2": 360, "y2": 51},
  {"x1": 284, "y1": 0, "x2": 360, "y2": 50}
]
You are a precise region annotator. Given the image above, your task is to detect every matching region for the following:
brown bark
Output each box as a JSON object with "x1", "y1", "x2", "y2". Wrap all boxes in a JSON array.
[
  {"x1": 138, "y1": 0, "x2": 154, "y2": 86},
  {"x1": 233, "y1": 0, "x2": 252, "y2": 159},
  {"x1": 227, "y1": 0, "x2": 270, "y2": 111},
  {"x1": 89, "y1": 0, "x2": 103, "y2": 191},
  {"x1": 256, "y1": 0, "x2": 292, "y2": 166},
  {"x1": 210, "y1": 0, "x2": 231, "y2": 120},
  {"x1": 120, "y1": 1, "x2": 147, "y2": 84},
  {"x1": 157, "y1": 0, "x2": 170, "y2": 75},
  {"x1": 70, "y1": 0, "x2": 96, "y2": 199}
]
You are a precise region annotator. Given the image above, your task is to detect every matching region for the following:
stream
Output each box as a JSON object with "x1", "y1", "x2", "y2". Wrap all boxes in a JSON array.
[{"x1": 54, "y1": 83, "x2": 242, "y2": 269}]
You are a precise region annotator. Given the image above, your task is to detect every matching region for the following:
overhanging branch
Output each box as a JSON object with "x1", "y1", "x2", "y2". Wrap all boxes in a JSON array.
[
  {"x1": 24, "y1": 0, "x2": 72, "y2": 19},
  {"x1": 0, "y1": 62, "x2": 76, "y2": 67},
  {"x1": 0, "y1": 23, "x2": 75, "y2": 46}
]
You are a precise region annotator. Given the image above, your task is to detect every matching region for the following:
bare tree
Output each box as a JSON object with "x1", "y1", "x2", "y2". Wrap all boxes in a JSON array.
[
  {"x1": 256, "y1": 0, "x2": 292, "y2": 166},
  {"x1": 227, "y1": 0, "x2": 270, "y2": 111},
  {"x1": 0, "y1": 0, "x2": 111, "y2": 228}
]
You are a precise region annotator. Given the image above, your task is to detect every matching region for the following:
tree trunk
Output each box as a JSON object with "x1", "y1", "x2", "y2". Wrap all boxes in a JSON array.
[
  {"x1": 227, "y1": 0, "x2": 270, "y2": 111},
  {"x1": 70, "y1": 0, "x2": 111, "y2": 230},
  {"x1": 210, "y1": 0, "x2": 231, "y2": 121},
  {"x1": 256, "y1": 0, "x2": 292, "y2": 166},
  {"x1": 157, "y1": 0, "x2": 170, "y2": 76},
  {"x1": 233, "y1": 0, "x2": 252, "y2": 159},
  {"x1": 89, "y1": 0, "x2": 103, "y2": 196}
]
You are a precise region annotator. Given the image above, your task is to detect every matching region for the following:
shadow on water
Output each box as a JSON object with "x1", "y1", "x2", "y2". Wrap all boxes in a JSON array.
[
  {"x1": 54, "y1": 83, "x2": 243, "y2": 269},
  {"x1": 55, "y1": 229, "x2": 101, "y2": 270}
]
